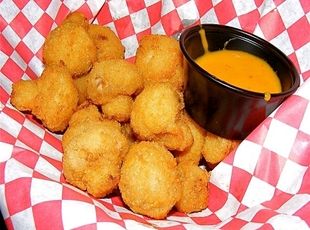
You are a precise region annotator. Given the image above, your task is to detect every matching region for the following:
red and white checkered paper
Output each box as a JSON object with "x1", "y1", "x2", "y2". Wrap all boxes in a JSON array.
[{"x1": 1, "y1": 0, "x2": 310, "y2": 229}]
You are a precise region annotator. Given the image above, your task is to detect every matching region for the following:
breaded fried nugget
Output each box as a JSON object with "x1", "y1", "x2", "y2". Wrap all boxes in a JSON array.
[
  {"x1": 43, "y1": 22, "x2": 96, "y2": 77},
  {"x1": 11, "y1": 80, "x2": 38, "y2": 111},
  {"x1": 130, "y1": 83, "x2": 192, "y2": 151},
  {"x1": 11, "y1": 64, "x2": 78, "y2": 132},
  {"x1": 202, "y1": 132, "x2": 240, "y2": 165},
  {"x1": 119, "y1": 141, "x2": 181, "y2": 219},
  {"x1": 73, "y1": 74, "x2": 89, "y2": 105},
  {"x1": 135, "y1": 35, "x2": 186, "y2": 91},
  {"x1": 174, "y1": 114, "x2": 206, "y2": 165},
  {"x1": 154, "y1": 119, "x2": 193, "y2": 152},
  {"x1": 175, "y1": 162, "x2": 210, "y2": 213},
  {"x1": 68, "y1": 103, "x2": 101, "y2": 128},
  {"x1": 88, "y1": 24, "x2": 124, "y2": 61},
  {"x1": 101, "y1": 95, "x2": 133, "y2": 122},
  {"x1": 63, "y1": 105, "x2": 129, "y2": 198},
  {"x1": 131, "y1": 83, "x2": 182, "y2": 138},
  {"x1": 62, "y1": 11, "x2": 89, "y2": 29},
  {"x1": 34, "y1": 65, "x2": 78, "y2": 132},
  {"x1": 87, "y1": 60, "x2": 143, "y2": 105}
]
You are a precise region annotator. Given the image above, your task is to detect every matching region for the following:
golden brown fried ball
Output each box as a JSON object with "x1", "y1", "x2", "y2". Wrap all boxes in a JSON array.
[
  {"x1": 73, "y1": 74, "x2": 89, "y2": 105},
  {"x1": 135, "y1": 35, "x2": 186, "y2": 91},
  {"x1": 33, "y1": 65, "x2": 78, "y2": 132},
  {"x1": 130, "y1": 83, "x2": 182, "y2": 138},
  {"x1": 11, "y1": 64, "x2": 78, "y2": 132},
  {"x1": 68, "y1": 103, "x2": 101, "y2": 128},
  {"x1": 175, "y1": 162, "x2": 210, "y2": 213},
  {"x1": 101, "y1": 95, "x2": 133, "y2": 122},
  {"x1": 153, "y1": 118, "x2": 193, "y2": 152},
  {"x1": 62, "y1": 11, "x2": 89, "y2": 29},
  {"x1": 202, "y1": 132, "x2": 240, "y2": 165},
  {"x1": 119, "y1": 141, "x2": 181, "y2": 219},
  {"x1": 174, "y1": 114, "x2": 206, "y2": 165},
  {"x1": 87, "y1": 60, "x2": 143, "y2": 105},
  {"x1": 130, "y1": 83, "x2": 192, "y2": 151},
  {"x1": 62, "y1": 105, "x2": 129, "y2": 198},
  {"x1": 11, "y1": 80, "x2": 38, "y2": 111},
  {"x1": 43, "y1": 22, "x2": 96, "y2": 77},
  {"x1": 88, "y1": 24, "x2": 124, "y2": 61}
]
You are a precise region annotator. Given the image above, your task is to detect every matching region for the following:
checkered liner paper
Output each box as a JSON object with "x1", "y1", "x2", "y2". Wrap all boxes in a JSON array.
[{"x1": 0, "y1": 0, "x2": 309, "y2": 229}]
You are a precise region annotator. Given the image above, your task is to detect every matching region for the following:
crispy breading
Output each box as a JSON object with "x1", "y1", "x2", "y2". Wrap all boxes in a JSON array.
[
  {"x1": 101, "y1": 95, "x2": 133, "y2": 122},
  {"x1": 68, "y1": 104, "x2": 101, "y2": 127},
  {"x1": 11, "y1": 64, "x2": 78, "y2": 132},
  {"x1": 130, "y1": 83, "x2": 182, "y2": 138},
  {"x1": 174, "y1": 114, "x2": 206, "y2": 165},
  {"x1": 202, "y1": 132, "x2": 240, "y2": 165},
  {"x1": 130, "y1": 83, "x2": 192, "y2": 151},
  {"x1": 11, "y1": 79, "x2": 38, "y2": 112},
  {"x1": 63, "y1": 105, "x2": 129, "y2": 198},
  {"x1": 175, "y1": 162, "x2": 210, "y2": 213},
  {"x1": 88, "y1": 24, "x2": 124, "y2": 61},
  {"x1": 153, "y1": 118, "x2": 193, "y2": 152},
  {"x1": 135, "y1": 34, "x2": 186, "y2": 91},
  {"x1": 43, "y1": 22, "x2": 96, "y2": 77},
  {"x1": 87, "y1": 60, "x2": 143, "y2": 105},
  {"x1": 32, "y1": 65, "x2": 78, "y2": 132},
  {"x1": 62, "y1": 11, "x2": 89, "y2": 29},
  {"x1": 119, "y1": 141, "x2": 181, "y2": 219}
]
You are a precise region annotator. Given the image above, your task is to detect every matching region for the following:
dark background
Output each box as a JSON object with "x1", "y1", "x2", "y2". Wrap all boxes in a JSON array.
[{"x1": 0, "y1": 212, "x2": 7, "y2": 230}]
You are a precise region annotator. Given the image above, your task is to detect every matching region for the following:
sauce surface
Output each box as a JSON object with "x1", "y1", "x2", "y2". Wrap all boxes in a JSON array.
[
  {"x1": 196, "y1": 27, "x2": 281, "y2": 95},
  {"x1": 195, "y1": 50, "x2": 282, "y2": 94}
]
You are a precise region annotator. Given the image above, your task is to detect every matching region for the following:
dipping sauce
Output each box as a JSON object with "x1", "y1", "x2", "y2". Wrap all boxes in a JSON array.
[
  {"x1": 195, "y1": 50, "x2": 282, "y2": 94},
  {"x1": 196, "y1": 27, "x2": 282, "y2": 95}
]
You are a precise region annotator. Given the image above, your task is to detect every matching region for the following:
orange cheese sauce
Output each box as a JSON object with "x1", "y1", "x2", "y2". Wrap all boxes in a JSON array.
[
  {"x1": 195, "y1": 50, "x2": 282, "y2": 94},
  {"x1": 196, "y1": 27, "x2": 281, "y2": 95}
]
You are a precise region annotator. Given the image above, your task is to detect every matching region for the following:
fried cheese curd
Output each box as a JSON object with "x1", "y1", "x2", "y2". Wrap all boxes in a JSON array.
[
  {"x1": 174, "y1": 114, "x2": 206, "y2": 165},
  {"x1": 130, "y1": 83, "x2": 193, "y2": 151},
  {"x1": 135, "y1": 35, "x2": 186, "y2": 91},
  {"x1": 43, "y1": 20, "x2": 96, "y2": 77},
  {"x1": 10, "y1": 79, "x2": 38, "y2": 112},
  {"x1": 175, "y1": 162, "x2": 210, "y2": 213},
  {"x1": 62, "y1": 11, "x2": 89, "y2": 30},
  {"x1": 88, "y1": 24, "x2": 125, "y2": 61},
  {"x1": 87, "y1": 60, "x2": 143, "y2": 105},
  {"x1": 101, "y1": 95, "x2": 133, "y2": 122},
  {"x1": 119, "y1": 141, "x2": 181, "y2": 219},
  {"x1": 62, "y1": 105, "x2": 129, "y2": 198},
  {"x1": 153, "y1": 117, "x2": 193, "y2": 151},
  {"x1": 202, "y1": 132, "x2": 240, "y2": 165},
  {"x1": 11, "y1": 64, "x2": 78, "y2": 132},
  {"x1": 67, "y1": 103, "x2": 101, "y2": 127}
]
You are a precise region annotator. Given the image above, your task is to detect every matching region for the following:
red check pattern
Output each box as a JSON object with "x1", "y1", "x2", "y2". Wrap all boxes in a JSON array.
[{"x1": 1, "y1": 0, "x2": 310, "y2": 229}]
